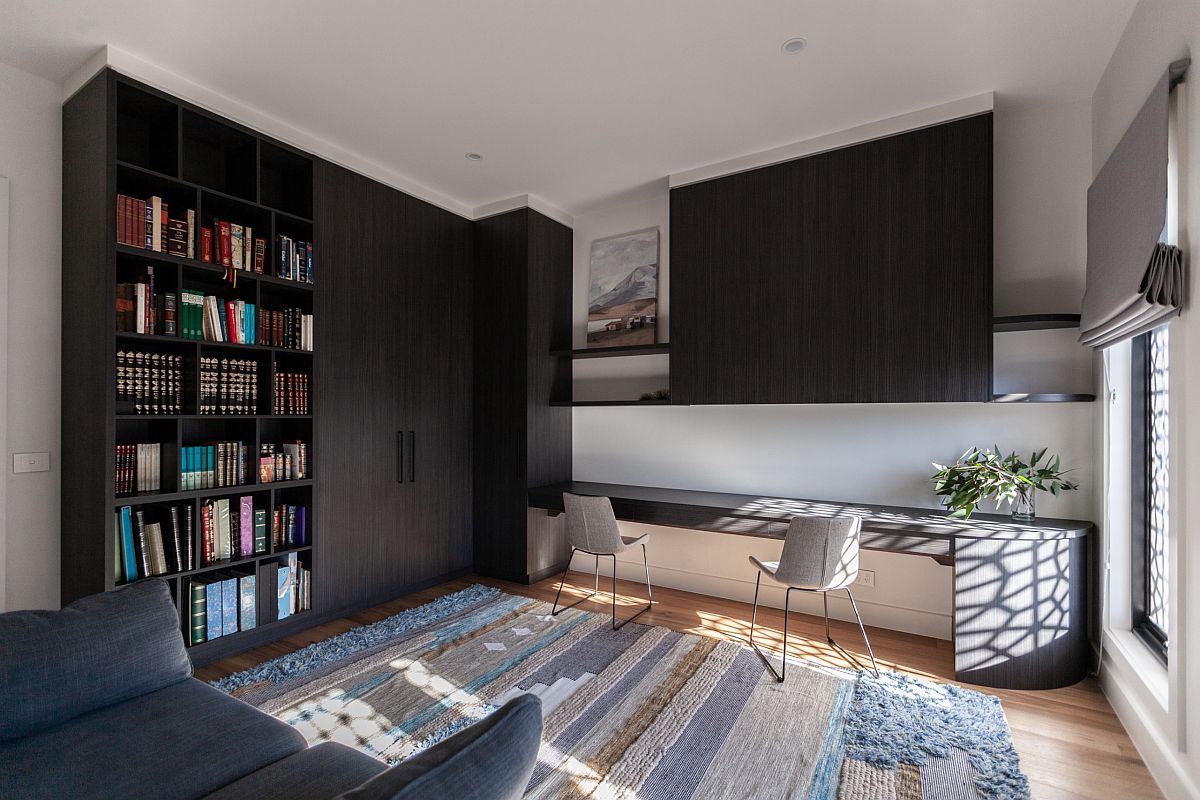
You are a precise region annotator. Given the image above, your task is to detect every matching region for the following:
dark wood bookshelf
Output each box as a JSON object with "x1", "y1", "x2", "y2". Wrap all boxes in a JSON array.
[
  {"x1": 550, "y1": 343, "x2": 671, "y2": 359},
  {"x1": 63, "y1": 70, "x2": 317, "y2": 663},
  {"x1": 549, "y1": 399, "x2": 671, "y2": 407},
  {"x1": 992, "y1": 314, "x2": 1081, "y2": 332}
]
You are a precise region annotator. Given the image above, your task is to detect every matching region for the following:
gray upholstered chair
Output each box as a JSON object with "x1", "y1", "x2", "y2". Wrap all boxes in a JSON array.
[
  {"x1": 552, "y1": 492, "x2": 653, "y2": 629},
  {"x1": 747, "y1": 514, "x2": 879, "y2": 681}
]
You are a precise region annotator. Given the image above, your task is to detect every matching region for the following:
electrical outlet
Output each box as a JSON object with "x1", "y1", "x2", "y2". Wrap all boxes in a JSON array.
[
  {"x1": 13, "y1": 452, "x2": 50, "y2": 473},
  {"x1": 855, "y1": 569, "x2": 875, "y2": 588}
]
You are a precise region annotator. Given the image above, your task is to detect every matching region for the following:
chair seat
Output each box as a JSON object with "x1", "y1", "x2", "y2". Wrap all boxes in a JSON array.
[
  {"x1": 748, "y1": 555, "x2": 823, "y2": 590},
  {"x1": 620, "y1": 532, "x2": 649, "y2": 550},
  {"x1": 201, "y1": 742, "x2": 386, "y2": 800}
]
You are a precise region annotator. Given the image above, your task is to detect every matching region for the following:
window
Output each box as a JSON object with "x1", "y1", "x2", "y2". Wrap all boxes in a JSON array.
[
  {"x1": 1129, "y1": 78, "x2": 1180, "y2": 663},
  {"x1": 1131, "y1": 326, "x2": 1169, "y2": 661}
]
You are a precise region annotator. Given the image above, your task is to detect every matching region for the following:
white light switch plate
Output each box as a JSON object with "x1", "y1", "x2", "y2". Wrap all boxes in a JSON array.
[
  {"x1": 855, "y1": 569, "x2": 875, "y2": 588},
  {"x1": 12, "y1": 452, "x2": 50, "y2": 473}
]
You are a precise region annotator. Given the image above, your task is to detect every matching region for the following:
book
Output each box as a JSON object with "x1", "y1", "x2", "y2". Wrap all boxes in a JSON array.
[
  {"x1": 277, "y1": 562, "x2": 293, "y2": 620},
  {"x1": 240, "y1": 496, "x2": 254, "y2": 558},
  {"x1": 189, "y1": 581, "x2": 207, "y2": 645},
  {"x1": 115, "y1": 350, "x2": 183, "y2": 415},
  {"x1": 215, "y1": 498, "x2": 231, "y2": 561},
  {"x1": 119, "y1": 506, "x2": 137, "y2": 582},
  {"x1": 237, "y1": 571, "x2": 257, "y2": 630},
  {"x1": 202, "y1": 227, "x2": 213, "y2": 263},
  {"x1": 133, "y1": 509, "x2": 151, "y2": 578},
  {"x1": 253, "y1": 509, "x2": 268, "y2": 554},
  {"x1": 182, "y1": 504, "x2": 195, "y2": 571},
  {"x1": 146, "y1": 522, "x2": 167, "y2": 576},
  {"x1": 205, "y1": 578, "x2": 223, "y2": 640},
  {"x1": 220, "y1": 575, "x2": 238, "y2": 636}
]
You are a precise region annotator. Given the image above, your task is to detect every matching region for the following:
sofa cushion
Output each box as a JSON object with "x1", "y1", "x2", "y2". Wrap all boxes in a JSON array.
[
  {"x1": 201, "y1": 742, "x2": 387, "y2": 800},
  {"x1": 0, "y1": 677, "x2": 307, "y2": 800},
  {"x1": 0, "y1": 578, "x2": 192, "y2": 741},
  {"x1": 337, "y1": 693, "x2": 543, "y2": 800}
]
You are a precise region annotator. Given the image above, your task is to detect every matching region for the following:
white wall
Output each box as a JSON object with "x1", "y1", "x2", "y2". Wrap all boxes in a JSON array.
[
  {"x1": 1090, "y1": 2, "x2": 1200, "y2": 798},
  {"x1": 0, "y1": 60, "x2": 62, "y2": 611},
  {"x1": 569, "y1": 99, "x2": 1096, "y2": 640}
]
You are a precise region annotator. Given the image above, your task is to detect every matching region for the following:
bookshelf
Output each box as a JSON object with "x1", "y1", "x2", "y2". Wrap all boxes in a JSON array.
[{"x1": 63, "y1": 70, "x2": 318, "y2": 663}]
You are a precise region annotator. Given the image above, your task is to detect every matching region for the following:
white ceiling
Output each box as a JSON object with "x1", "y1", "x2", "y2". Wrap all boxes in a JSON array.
[{"x1": 0, "y1": 0, "x2": 1137, "y2": 216}]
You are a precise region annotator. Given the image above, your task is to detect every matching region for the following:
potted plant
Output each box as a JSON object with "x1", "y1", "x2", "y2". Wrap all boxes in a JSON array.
[{"x1": 930, "y1": 446, "x2": 1078, "y2": 521}]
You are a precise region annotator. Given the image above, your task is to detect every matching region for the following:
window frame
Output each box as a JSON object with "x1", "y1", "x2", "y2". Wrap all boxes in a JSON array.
[{"x1": 1130, "y1": 329, "x2": 1169, "y2": 664}]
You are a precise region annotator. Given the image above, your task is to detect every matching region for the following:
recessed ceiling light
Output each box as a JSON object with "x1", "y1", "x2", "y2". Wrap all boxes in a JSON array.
[
  {"x1": 781, "y1": 37, "x2": 808, "y2": 55},
  {"x1": 465, "y1": 152, "x2": 483, "y2": 161}
]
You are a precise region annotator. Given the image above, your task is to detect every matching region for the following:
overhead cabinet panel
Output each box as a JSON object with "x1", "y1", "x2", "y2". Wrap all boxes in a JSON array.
[{"x1": 670, "y1": 113, "x2": 993, "y2": 405}]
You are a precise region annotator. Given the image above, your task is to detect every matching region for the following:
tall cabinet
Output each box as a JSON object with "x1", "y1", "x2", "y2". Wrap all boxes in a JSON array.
[
  {"x1": 472, "y1": 208, "x2": 573, "y2": 583},
  {"x1": 314, "y1": 161, "x2": 473, "y2": 614}
]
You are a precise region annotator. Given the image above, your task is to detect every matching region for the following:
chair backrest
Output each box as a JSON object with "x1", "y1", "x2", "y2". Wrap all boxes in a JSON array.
[
  {"x1": 773, "y1": 515, "x2": 863, "y2": 590},
  {"x1": 562, "y1": 493, "x2": 624, "y2": 554}
]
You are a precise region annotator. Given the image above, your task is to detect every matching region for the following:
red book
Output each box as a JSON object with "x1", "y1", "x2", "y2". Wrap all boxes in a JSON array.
[
  {"x1": 253, "y1": 238, "x2": 266, "y2": 273},
  {"x1": 219, "y1": 221, "x2": 232, "y2": 268},
  {"x1": 201, "y1": 227, "x2": 213, "y2": 263},
  {"x1": 225, "y1": 302, "x2": 239, "y2": 344},
  {"x1": 117, "y1": 195, "x2": 126, "y2": 245}
]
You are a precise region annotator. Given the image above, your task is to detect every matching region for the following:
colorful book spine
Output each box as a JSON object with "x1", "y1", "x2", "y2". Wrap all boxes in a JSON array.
[
  {"x1": 189, "y1": 581, "x2": 207, "y2": 645},
  {"x1": 253, "y1": 508, "x2": 268, "y2": 554},
  {"x1": 238, "y1": 573, "x2": 257, "y2": 630},
  {"x1": 221, "y1": 576, "x2": 238, "y2": 636},
  {"x1": 240, "y1": 496, "x2": 254, "y2": 557},
  {"x1": 119, "y1": 506, "x2": 137, "y2": 582},
  {"x1": 205, "y1": 579, "x2": 222, "y2": 641},
  {"x1": 277, "y1": 562, "x2": 293, "y2": 620}
]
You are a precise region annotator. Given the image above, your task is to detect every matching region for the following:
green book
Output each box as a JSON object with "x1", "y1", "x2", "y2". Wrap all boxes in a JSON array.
[
  {"x1": 253, "y1": 508, "x2": 268, "y2": 555},
  {"x1": 189, "y1": 580, "x2": 207, "y2": 645}
]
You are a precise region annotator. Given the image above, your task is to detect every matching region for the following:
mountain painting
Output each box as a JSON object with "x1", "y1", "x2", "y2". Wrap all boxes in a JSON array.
[{"x1": 587, "y1": 227, "x2": 659, "y2": 348}]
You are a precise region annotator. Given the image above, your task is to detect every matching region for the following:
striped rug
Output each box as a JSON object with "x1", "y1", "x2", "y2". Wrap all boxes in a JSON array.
[{"x1": 214, "y1": 585, "x2": 1029, "y2": 799}]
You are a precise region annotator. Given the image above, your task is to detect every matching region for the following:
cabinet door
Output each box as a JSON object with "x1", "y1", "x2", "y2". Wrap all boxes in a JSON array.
[
  {"x1": 398, "y1": 193, "x2": 474, "y2": 582},
  {"x1": 314, "y1": 161, "x2": 412, "y2": 612},
  {"x1": 670, "y1": 114, "x2": 993, "y2": 404},
  {"x1": 669, "y1": 177, "x2": 761, "y2": 405}
]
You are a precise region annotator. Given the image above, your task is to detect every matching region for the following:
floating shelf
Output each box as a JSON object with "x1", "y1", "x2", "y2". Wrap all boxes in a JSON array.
[
  {"x1": 992, "y1": 314, "x2": 1081, "y2": 332},
  {"x1": 549, "y1": 399, "x2": 671, "y2": 407},
  {"x1": 551, "y1": 343, "x2": 670, "y2": 359},
  {"x1": 114, "y1": 478, "x2": 314, "y2": 506},
  {"x1": 992, "y1": 393, "x2": 1095, "y2": 403}
]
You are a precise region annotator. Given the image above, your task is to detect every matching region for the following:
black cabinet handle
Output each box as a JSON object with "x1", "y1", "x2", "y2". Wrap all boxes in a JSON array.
[
  {"x1": 396, "y1": 431, "x2": 404, "y2": 483},
  {"x1": 407, "y1": 430, "x2": 416, "y2": 482}
]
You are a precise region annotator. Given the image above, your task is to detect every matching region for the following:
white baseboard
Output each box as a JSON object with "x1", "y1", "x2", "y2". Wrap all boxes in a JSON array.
[
  {"x1": 1100, "y1": 632, "x2": 1192, "y2": 799},
  {"x1": 578, "y1": 551, "x2": 952, "y2": 640}
]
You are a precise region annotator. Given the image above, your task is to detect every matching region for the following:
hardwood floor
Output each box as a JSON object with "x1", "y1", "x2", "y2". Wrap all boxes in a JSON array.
[{"x1": 199, "y1": 571, "x2": 1161, "y2": 800}]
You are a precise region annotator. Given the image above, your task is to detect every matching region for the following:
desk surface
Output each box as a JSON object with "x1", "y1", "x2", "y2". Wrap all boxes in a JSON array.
[{"x1": 527, "y1": 481, "x2": 1094, "y2": 542}]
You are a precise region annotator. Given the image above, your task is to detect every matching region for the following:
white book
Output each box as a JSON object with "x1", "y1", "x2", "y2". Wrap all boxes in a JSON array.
[
  {"x1": 186, "y1": 209, "x2": 195, "y2": 259},
  {"x1": 135, "y1": 283, "x2": 145, "y2": 334},
  {"x1": 151, "y1": 196, "x2": 162, "y2": 252}
]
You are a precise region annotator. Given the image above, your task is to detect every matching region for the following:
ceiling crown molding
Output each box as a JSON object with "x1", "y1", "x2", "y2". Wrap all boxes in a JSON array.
[
  {"x1": 670, "y1": 92, "x2": 995, "y2": 188},
  {"x1": 471, "y1": 194, "x2": 574, "y2": 228},
  {"x1": 62, "y1": 45, "x2": 475, "y2": 219}
]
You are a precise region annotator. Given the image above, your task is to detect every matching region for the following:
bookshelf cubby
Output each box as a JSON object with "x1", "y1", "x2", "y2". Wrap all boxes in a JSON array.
[{"x1": 64, "y1": 70, "x2": 319, "y2": 664}]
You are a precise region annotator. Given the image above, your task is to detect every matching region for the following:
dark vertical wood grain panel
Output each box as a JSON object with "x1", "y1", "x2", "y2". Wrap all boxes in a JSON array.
[
  {"x1": 61, "y1": 71, "x2": 114, "y2": 604},
  {"x1": 472, "y1": 210, "x2": 530, "y2": 579},
  {"x1": 472, "y1": 208, "x2": 572, "y2": 582},
  {"x1": 314, "y1": 161, "x2": 473, "y2": 615},
  {"x1": 670, "y1": 113, "x2": 993, "y2": 405},
  {"x1": 954, "y1": 535, "x2": 1090, "y2": 689}
]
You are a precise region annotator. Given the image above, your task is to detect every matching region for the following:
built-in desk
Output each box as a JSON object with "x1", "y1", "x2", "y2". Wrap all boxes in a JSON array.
[{"x1": 527, "y1": 481, "x2": 1095, "y2": 690}]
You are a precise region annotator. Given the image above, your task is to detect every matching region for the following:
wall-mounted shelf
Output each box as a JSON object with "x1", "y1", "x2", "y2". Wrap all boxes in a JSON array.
[
  {"x1": 551, "y1": 343, "x2": 670, "y2": 359},
  {"x1": 549, "y1": 399, "x2": 671, "y2": 407},
  {"x1": 992, "y1": 393, "x2": 1095, "y2": 403},
  {"x1": 992, "y1": 314, "x2": 1081, "y2": 332}
]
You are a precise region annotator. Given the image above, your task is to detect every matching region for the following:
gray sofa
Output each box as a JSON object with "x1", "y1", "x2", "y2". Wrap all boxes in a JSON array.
[{"x1": 0, "y1": 580, "x2": 542, "y2": 800}]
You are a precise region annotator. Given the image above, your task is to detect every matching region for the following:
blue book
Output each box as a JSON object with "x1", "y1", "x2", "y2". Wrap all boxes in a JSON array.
[
  {"x1": 296, "y1": 506, "x2": 307, "y2": 546},
  {"x1": 183, "y1": 447, "x2": 193, "y2": 490},
  {"x1": 205, "y1": 446, "x2": 215, "y2": 488},
  {"x1": 221, "y1": 577, "x2": 238, "y2": 636},
  {"x1": 205, "y1": 579, "x2": 222, "y2": 640},
  {"x1": 238, "y1": 572, "x2": 256, "y2": 630},
  {"x1": 277, "y1": 563, "x2": 293, "y2": 620},
  {"x1": 119, "y1": 506, "x2": 137, "y2": 582}
]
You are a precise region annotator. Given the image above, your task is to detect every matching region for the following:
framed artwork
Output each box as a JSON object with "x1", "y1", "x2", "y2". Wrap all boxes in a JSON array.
[{"x1": 587, "y1": 227, "x2": 659, "y2": 348}]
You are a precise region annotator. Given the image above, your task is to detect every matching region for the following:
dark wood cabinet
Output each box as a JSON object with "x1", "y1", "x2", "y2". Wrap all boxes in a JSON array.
[
  {"x1": 671, "y1": 113, "x2": 993, "y2": 405},
  {"x1": 314, "y1": 161, "x2": 473, "y2": 615},
  {"x1": 472, "y1": 208, "x2": 572, "y2": 583}
]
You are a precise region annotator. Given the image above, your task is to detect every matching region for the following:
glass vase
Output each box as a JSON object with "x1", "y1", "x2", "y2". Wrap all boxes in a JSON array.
[{"x1": 1011, "y1": 488, "x2": 1036, "y2": 522}]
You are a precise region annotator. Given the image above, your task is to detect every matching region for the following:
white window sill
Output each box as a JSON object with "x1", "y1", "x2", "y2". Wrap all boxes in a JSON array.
[{"x1": 1103, "y1": 627, "x2": 1169, "y2": 712}]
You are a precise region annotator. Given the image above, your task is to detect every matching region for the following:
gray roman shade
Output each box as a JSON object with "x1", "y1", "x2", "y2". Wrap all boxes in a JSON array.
[{"x1": 1080, "y1": 59, "x2": 1189, "y2": 349}]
